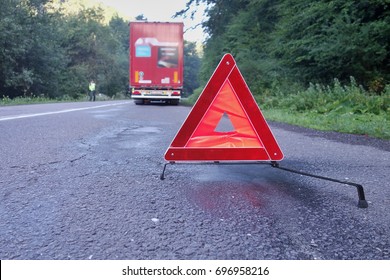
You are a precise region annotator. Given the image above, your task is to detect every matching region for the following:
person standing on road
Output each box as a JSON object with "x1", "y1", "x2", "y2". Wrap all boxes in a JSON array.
[{"x1": 89, "y1": 80, "x2": 96, "y2": 101}]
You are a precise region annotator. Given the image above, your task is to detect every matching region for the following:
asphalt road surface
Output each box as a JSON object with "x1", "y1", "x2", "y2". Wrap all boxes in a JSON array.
[{"x1": 0, "y1": 101, "x2": 389, "y2": 260}]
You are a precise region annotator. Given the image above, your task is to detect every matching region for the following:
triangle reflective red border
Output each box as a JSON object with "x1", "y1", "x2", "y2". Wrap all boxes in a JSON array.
[{"x1": 164, "y1": 53, "x2": 283, "y2": 162}]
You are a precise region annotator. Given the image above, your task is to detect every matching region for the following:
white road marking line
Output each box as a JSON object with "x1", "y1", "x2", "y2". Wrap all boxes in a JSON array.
[{"x1": 0, "y1": 102, "x2": 131, "y2": 122}]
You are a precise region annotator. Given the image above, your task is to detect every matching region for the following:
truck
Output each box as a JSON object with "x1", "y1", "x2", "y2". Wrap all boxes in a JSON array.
[{"x1": 129, "y1": 21, "x2": 184, "y2": 105}]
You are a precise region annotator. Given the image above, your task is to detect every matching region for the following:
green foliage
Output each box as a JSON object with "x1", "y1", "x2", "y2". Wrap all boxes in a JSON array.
[
  {"x1": 59, "y1": 8, "x2": 129, "y2": 97},
  {"x1": 1, "y1": 1, "x2": 56, "y2": 97},
  {"x1": 0, "y1": 1, "x2": 130, "y2": 99},
  {"x1": 186, "y1": 0, "x2": 390, "y2": 92},
  {"x1": 261, "y1": 77, "x2": 389, "y2": 116},
  {"x1": 0, "y1": 94, "x2": 82, "y2": 106},
  {"x1": 263, "y1": 108, "x2": 390, "y2": 139},
  {"x1": 258, "y1": 78, "x2": 390, "y2": 139},
  {"x1": 182, "y1": 87, "x2": 203, "y2": 106},
  {"x1": 272, "y1": 0, "x2": 390, "y2": 87},
  {"x1": 184, "y1": 41, "x2": 202, "y2": 96}
]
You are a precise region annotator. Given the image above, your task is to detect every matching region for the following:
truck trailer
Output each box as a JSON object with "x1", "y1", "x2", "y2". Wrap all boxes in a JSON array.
[{"x1": 129, "y1": 21, "x2": 184, "y2": 105}]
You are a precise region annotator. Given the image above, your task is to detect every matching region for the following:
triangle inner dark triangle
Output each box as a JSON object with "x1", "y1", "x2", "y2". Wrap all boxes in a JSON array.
[{"x1": 214, "y1": 112, "x2": 235, "y2": 132}]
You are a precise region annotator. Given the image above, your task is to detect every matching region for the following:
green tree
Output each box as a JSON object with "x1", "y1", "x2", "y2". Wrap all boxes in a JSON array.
[
  {"x1": 183, "y1": 41, "x2": 201, "y2": 96},
  {"x1": 0, "y1": 0, "x2": 30, "y2": 98},
  {"x1": 0, "y1": 0, "x2": 66, "y2": 98},
  {"x1": 272, "y1": 0, "x2": 390, "y2": 87},
  {"x1": 59, "y1": 7, "x2": 129, "y2": 97},
  {"x1": 103, "y1": 15, "x2": 129, "y2": 96},
  {"x1": 0, "y1": 0, "x2": 131, "y2": 100},
  {"x1": 182, "y1": 0, "x2": 390, "y2": 92}
]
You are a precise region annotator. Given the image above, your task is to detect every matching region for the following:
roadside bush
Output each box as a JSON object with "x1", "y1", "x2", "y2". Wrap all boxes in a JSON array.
[{"x1": 262, "y1": 77, "x2": 389, "y2": 116}]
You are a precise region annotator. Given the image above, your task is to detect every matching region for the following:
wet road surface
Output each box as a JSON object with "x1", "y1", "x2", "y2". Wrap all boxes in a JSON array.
[{"x1": 0, "y1": 101, "x2": 389, "y2": 259}]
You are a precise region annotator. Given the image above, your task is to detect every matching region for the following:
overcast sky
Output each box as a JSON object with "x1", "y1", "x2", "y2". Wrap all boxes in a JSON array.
[{"x1": 97, "y1": 0, "x2": 207, "y2": 42}]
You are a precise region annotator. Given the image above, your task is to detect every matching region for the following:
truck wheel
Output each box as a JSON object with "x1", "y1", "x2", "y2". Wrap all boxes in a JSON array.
[
  {"x1": 134, "y1": 99, "x2": 144, "y2": 105},
  {"x1": 170, "y1": 100, "x2": 179, "y2": 105}
]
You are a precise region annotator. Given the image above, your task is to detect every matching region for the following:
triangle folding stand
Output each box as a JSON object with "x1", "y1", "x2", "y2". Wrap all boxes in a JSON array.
[{"x1": 160, "y1": 54, "x2": 368, "y2": 209}]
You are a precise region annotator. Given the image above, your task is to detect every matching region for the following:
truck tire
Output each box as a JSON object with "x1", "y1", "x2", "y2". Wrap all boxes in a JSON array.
[{"x1": 134, "y1": 99, "x2": 144, "y2": 105}]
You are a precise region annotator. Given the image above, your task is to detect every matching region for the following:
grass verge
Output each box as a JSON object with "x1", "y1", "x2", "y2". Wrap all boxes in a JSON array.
[
  {"x1": 262, "y1": 109, "x2": 389, "y2": 140},
  {"x1": 0, "y1": 93, "x2": 127, "y2": 106}
]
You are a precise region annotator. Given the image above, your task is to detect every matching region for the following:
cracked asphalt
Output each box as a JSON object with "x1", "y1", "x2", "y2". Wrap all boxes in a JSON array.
[{"x1": 0, "y1": 101, "x2": 389, "y2": 260}]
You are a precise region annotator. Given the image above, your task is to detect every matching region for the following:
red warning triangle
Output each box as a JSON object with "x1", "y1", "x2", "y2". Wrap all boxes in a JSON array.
[{"x1": 164, "y1": 53, "x2": 283, "y2": 161}]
